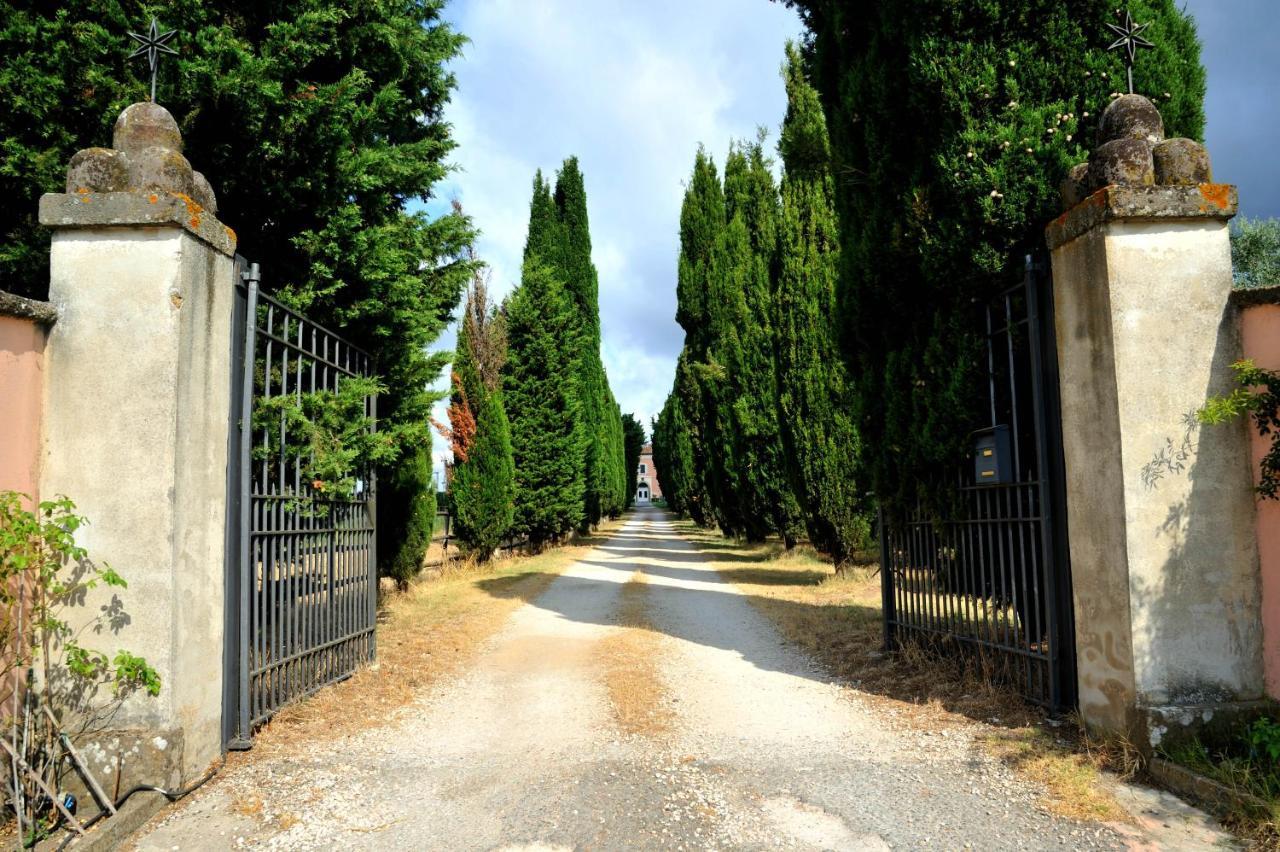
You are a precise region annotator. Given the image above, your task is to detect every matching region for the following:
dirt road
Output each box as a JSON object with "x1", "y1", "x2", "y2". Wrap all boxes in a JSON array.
[{"x1": 133, "y1": 509, "x2": 1230, "y2": 850}]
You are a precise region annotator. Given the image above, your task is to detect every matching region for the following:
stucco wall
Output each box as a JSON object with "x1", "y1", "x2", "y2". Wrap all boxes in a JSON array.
[
  {"x1": 0, "y1": 313, "x2": 49, "y2": 502},
  {"x1": 1240, "y1": 301, "x2": 1280, "y2": 699},
  {"x1": 1052, "y1": 214, "x2": 1263, "y2": 740},
  {"x1": 41, "y1": 226, "x2": 233, "y2": 783}
]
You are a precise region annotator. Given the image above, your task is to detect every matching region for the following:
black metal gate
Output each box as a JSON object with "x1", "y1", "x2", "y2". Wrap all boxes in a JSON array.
[
  {"x1": 879, "y1": 255, "x2": 1075, "y2": 710},
  {"x1": 224, "y1": 259, "x2": 378, "y2": 748}
]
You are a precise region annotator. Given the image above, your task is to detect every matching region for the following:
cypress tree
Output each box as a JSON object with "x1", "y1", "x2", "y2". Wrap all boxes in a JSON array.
[
  {"x1": 622, "y1": 414, "x2": 646, "y2": 510},
  {"x1": 786, "y1": 0, "x2": 1206, "y2": 504},
  {"x1": 774, "y1": 43, "x2": 870, "y2": 563},
  {"x1": 386, "y1": 448, "x2": 436, "y2": 588},
  {"x1": 721, "y1": 140, "x2": 806, "y2": 545},
  {"x1": 652, "y1": 391, "x2": 701, "y2": 522},
  {"x1": 449, "y1": 278, "x2": 515, "y2": 561},
  {"x1": 552, "y1": 158, "x2": 618, "y2": 528},
  {"x1": 504, "y1": 260, "x2": 585, "y2": 545},
  {"x1": 674, "y1": 150, "x2": 746, "y2": 536},
  {"x1": 0, "y1": 3, "x2": 477, "y2": 575}
]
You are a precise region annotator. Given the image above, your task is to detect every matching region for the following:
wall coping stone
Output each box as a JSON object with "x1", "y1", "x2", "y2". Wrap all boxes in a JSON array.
[
  {"x1": 1231, "y1": 284, "x2": 1280, "y2": 308},
  {"x1": 1046, "y1": 183, "x2": 1238, "y2": 251},
  {"x1": 39, "y1": 190, "x2": 237, "y2": 258},
  {"x1": 0, "y1": 289, "x2": 57, "y2": 324}
]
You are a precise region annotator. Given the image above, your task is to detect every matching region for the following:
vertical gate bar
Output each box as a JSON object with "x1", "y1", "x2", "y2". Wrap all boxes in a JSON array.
[
  {"x1": 368, "y1": 388, "x2": 378, "y2": 661},
  {"x1": 293, "y1": 316, "x2": 304, "y2": 701},
  {"x1": 879, "y1": 506, "x2": 896, "y2": 651},
  {"x1": 236, "y1": 269, "x2": 259, "y2": 744},
  {"x1": 1006, "y1": 293, "x2": 1023, "y2": 479},
  {"x1": 1025, "y1": 254, "x2": 1073, "y2": 710},
  {"x1": 1014, "y1": 483, "x2": 1035, "y2": 690}
]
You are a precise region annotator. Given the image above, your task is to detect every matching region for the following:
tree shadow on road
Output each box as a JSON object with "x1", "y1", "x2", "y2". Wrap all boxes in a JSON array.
[{"x1": 475, "y1": 509, "x2": 1044, "y2": 732}]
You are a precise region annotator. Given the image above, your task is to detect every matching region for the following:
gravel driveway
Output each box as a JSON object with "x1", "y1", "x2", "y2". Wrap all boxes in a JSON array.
[{"x1": 131, "y1": 509, "x2": 1232, "y2": 851}]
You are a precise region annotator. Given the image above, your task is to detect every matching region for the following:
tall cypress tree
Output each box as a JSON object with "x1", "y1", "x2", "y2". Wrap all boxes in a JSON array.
[
  {"x1": 674, "y1": 150, "x2": 745, "y2": 536},
  {"x1": 504, "y1": 260, "x2": 584, "y2": 545},
  {"x1": 652, "y1": 391, "x2": 701, "y2": 522},
  {"x1": 551, "y1": 158, "x2": 622, "y2": 527},
  {"x1": 786, "y1": 0, "x2": 1206, "y2": 504},
  {"x1": 774, "y1": 43, "x2": 869, "y2": 563},
  {"x1": 0, "y1": 3, "x2": 477, "y2": 576},
  {"x1": 622, "y1": 414, "x2": 646, "y2": 510},
  {"x1": 721, "y1": 140, "x2": 805, "y2": 545},
  {"x1": 449, "y1": 277, "x2": 515, "y2": 561}
]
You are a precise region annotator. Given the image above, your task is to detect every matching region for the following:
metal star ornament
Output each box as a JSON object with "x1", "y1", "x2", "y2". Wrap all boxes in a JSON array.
[
  {"x1": 1107, "y1": 8, "x2": 1155, "y2": 95},
  {"x1": 128, "y1": 18, "x2": 178, "y2": 103}
]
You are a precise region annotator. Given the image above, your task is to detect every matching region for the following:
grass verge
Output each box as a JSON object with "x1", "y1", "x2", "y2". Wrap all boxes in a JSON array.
[
  {"x1": 676, "y1": 520, "x2": 1129, "y2": 825},
  {"x1": 598, "y1": 569, "x2": 673, "y2": 737},
  {"x1": 1161, "y1": 729, "x2": 1280, "y2": 846},
  {"x1": 245, "y1": 519, "x2": 623, "y2": 756}
]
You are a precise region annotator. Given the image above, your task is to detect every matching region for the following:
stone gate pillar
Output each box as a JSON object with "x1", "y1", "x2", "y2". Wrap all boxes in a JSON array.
[
  {"x1": 1048, "y1": 94, "x2": 1263, "y2": 746},
  {"x1": 38, "y1": 103, "x2": 236, "y2": 790}
]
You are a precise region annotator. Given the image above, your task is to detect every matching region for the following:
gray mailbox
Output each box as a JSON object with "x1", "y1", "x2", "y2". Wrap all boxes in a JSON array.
[{"x1": 973, "y1": 425, "x2": 1012, "y2": 485}]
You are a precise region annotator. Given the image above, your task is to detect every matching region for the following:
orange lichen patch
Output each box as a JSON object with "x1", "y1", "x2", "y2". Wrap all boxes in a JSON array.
[
  {"x1": 1198, "y1": 183, "x2": 1232, "y2": 212},
  {"x1": 225, "y1": 225, "x2": 237, "y2": 243},
  {"x1": 171, "y1": 191, "x2": 206, "y2": 230},
  {"x1": 148, "y1": 193, "x2": 159, "y2": 204},
  {"x1": 75, "y1": 187, "x2": 90, "y2": 195}
]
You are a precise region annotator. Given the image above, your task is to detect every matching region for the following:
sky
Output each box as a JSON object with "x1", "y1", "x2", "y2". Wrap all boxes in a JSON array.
[{"x1": 422, "y1": 0, "x2": 1279, "y2": 484}]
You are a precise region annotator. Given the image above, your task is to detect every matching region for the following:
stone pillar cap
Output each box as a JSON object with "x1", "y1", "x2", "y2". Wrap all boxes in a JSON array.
[{"x1": 1046, "y1": 183, "x2": 1237, "y2": 251}]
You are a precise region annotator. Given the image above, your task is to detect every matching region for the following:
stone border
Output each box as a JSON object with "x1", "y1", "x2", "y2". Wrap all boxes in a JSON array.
[
  {"x1": 1147, "y1": 756, "x2": 1271, "y2": 820},
  {"x1": 0, "y1": 289, "x2": 58, "y2": 324},
  {"x1": 39, "y1": 191, "x2": 237, "y2": 258},
  {"x1": 1046, "y1": 183, "x2": 1238, "y2": 251},
  {"x1": 1231, "y1": 284, "x2": 1280, "y2": 308}
]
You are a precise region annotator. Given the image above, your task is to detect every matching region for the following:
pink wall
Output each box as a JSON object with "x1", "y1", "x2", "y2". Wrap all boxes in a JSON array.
[
  {"x1": 1242, "y1": 302, "x2": 1280, "y2": 699},
  {"x1": 0, "y1": 314, "x2": 48, "y2": 505}
]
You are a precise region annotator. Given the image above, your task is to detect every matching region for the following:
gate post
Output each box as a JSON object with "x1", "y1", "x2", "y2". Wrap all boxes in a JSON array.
[
  {"x1": 1047, "y1": 95, "x2": 1263, "y2": 747},
  {"x1": 37, "y1": 103, "x2": 237, "y2": 789}
]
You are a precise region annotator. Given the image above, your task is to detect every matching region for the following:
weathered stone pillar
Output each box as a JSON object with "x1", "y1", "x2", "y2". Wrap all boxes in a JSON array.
[
  {"x1": 1049, "y1": 95, "x2": 1263, "y2": 746},
  {"x1": 38, "y1": 103, "x2": 236, "y2": 788}
]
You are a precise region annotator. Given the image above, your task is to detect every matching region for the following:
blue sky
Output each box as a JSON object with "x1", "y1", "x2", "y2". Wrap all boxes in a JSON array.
[{"x1": 423, "y1": 0, "x2": 1279, "y2": 483}]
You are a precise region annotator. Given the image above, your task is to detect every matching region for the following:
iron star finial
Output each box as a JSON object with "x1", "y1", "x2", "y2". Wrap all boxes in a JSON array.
[
  {"x1": 1106, "y1": 8, "x2": 1155, "y2": 95},
  {"x1": 127, "y1": 18, "x2": 178, "y2": 103}
]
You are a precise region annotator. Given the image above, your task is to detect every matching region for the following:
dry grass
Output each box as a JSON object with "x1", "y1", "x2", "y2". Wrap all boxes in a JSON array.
[
  {"x1": 598, "y1": 569, "x2": 673, "y2": 737},
  {"x1": 678, "y1": 521, "x2": 1129, "y2": 825},
  {"x1": 243, "y1": 520, "x2": 624, "y2": 757}
]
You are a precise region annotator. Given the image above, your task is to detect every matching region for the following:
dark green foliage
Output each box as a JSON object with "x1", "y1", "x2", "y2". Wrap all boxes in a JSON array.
[
  {"x1": 672, "y1": 150, "x2": 746, "y2": 536},
  {"x1": 622, "y1": 413, "x2": 645, "y2": 510},
  {"x1": 518, "y1": 158, "x2": 625, "y2": 528},
  {"x1": 774, "y1": 43, "x2": 870, "y2": 562},
  {"x1": 449, "y1": 281, "x2": 515, "y2": 560},
  {"x1": 385, "y1": 446, "x2": 436, "y2": 587},
  {"x1": 652, "y1": 355, "x2": 711, "y2": 526},
  {"x1": 662, "y1": 141, "x2": 806, "y2": 543},
  {"x1": 651, "y1": 390, "x2": 702, "y2": 522},
  {"x1": 0, "y1": 1, "x2": 475, "y2": 572},
  {"x1": 722, "y1": 140, "x2": 805, "y2": 545},
  {"x1": 504, "y1": 260, "x2": 584, "y2": 545},
  {"x1": 786, "y1": 0, "x2": 1205, "y2": 506}
]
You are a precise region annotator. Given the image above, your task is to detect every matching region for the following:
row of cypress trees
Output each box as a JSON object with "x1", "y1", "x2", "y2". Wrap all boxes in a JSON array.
[
  {"x1": 448, "y1": 158, "x2": 634, "y2": 555},
  {"x1": 658, "y1": 2, "x2": 1206, "y2": 558},
  {"x1": 653, "y1": 45, "x2": 870, "y2": 564}
]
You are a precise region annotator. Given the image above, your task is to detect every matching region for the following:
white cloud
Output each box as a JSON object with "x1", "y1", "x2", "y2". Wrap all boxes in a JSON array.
[{"x1": 425, "y1": 0, "x2": 803, "y2": 480}]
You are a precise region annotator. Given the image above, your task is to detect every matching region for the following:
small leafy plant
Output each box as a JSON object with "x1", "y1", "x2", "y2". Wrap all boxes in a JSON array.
[
  {"x1": 1199, "y1": 360, "x2": 1280, "y2": 500},
  {"x1": 251, "y1": 375, "x2": 391, "y2": 502},
  {"x1": 1, "y1": 492, "x2": 160, "y2": 844}
]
